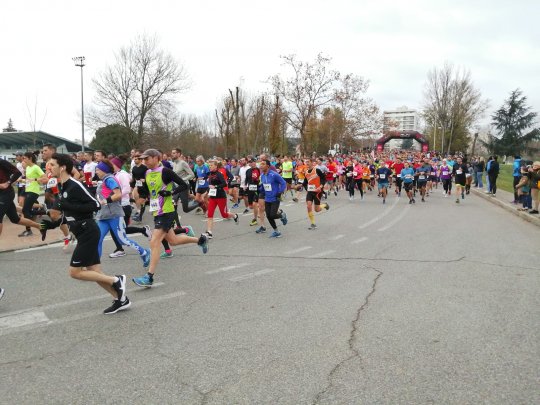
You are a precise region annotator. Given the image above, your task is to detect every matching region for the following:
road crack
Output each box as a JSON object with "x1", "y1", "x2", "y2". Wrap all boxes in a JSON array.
[{"x1": 312, "y1": 266, "x2": 383, "y2": 405}]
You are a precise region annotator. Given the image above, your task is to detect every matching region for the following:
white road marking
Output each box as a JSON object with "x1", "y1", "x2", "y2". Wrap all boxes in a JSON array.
[
  {"x1": 283, "y1": 203, "x2": 293, "y2": 207},
  {"x1": 200, "y1": 218, "x2": 224, "y2": 222},
  {"x1": 378, "y1": 205, "x2": 411, "y2": 231},
  {"x1": 285, "y1": 246, "x2": 313, "y2": 254},
  {"x1": 229, "y1": 269, "x2": 275, "y2": 282},
  {"x1": 0, "y1": 311, "x2": 49, "y2": 330},
  {"x1": 358, "y1": 197, "x2": 399, "y2": 229},
  {"x1": 312, "y1": 250, "x2": 336, "y2": 258},
  {"x1": 329, "y1": 234, "x2": 345, "y2": 241},
  {"x1": 0, "y1": 291, "x2": 186, "y2": 336},
  {"x1": 14, "y1": 233, "x2": 145, "y2": 253},
  {"x1": 351, "y1": 237, "x2": 368, "y2": 244},
  {"x1": 206, "y1": 263, "x2": 250, "y2": 275},
  {"x1": 0, "y1": 282, "x2": 166, "y2": 318}
]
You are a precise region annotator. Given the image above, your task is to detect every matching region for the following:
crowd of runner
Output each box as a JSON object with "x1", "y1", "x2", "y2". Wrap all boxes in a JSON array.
[{"x1": 1, "y1": 144, "x2": 539, "y2": 312}]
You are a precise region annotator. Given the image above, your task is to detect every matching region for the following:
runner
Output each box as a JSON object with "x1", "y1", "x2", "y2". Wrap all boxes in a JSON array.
[
  {"x1": 452, "y1": 157, "x2": 468, "y2": 203},
  {"x1": 132, "y1": 149, "x2": 208, "y2": 288},
  {"x1": 94, "y1": 159, "x2": 151, "y2": 266},
  {"x1": 281, "y1": 156, "x2": 294, "y2": 199},
  {"x1": 439, "y1": 159, "x2": 453, "y2": 197},
  {"x1": 130, "y1": 152, "x2": 149, "y2": 223},
  {"x1": 245, "y1": 158, "x2": 261, "y2": 227},
  {"x1": 259, "y1": 159, "x2": 287, "y2": 238},
  {"x1": 0, "y1": 158, "x2": 42, "y2": 237},
  {"x1": 19, "y1": 152, "x2": 44, "y2": 236},
  {"x1": 416, "y1": 158, "x2": 431, "y2": 202},
  {"x1": 292, "y1": 158, "x2": 307, "y2": 203},
  {"x1": 203, "y1": 160, "x2": 239, "y2": 239},
  {"x1": 376, "y1": 163, "x2": 392, "y2": 204},
  {"x1": 344, "y1": 160, "x2": 355, "y2": 200},
  {"x1": 193, "y1": 155, "x2": 210, "y2": 215},
  {"x1": 393, "y1": 157, "x2": 404, "y2": 197},
  {"x1": 304, "y1": 158, "x2": 330, "y2": 230},
  {"x1": 39, "y1": 153, "x2": 130, "y2": 314},
  {"x1": 401, "y1": 162, "x2": 416, "y2": 204}
]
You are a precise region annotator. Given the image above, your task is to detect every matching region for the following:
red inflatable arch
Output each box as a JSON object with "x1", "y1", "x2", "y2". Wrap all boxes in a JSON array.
[{"x1": 376, "y1": 130, "x2": 429, "y2": 152}]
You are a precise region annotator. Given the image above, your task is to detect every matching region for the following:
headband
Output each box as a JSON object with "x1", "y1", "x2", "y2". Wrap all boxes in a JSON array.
[{"x1": 97, "y1": 162, "x2": 112, "y2": 174}]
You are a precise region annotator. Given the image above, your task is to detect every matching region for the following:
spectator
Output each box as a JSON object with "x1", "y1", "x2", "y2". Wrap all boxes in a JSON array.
[
  {"x1": 475, "y1": 157, "x2": 485, "y2": 188},
  {"x1": 487, "y1": 156, "x2": 499, "y2": 196},
  {"x1": 528, "y1": 161, "x2": 540, "y2": 214},
  {"x1": 512, "y1": 155, "x2": 522, "y2": 203}
]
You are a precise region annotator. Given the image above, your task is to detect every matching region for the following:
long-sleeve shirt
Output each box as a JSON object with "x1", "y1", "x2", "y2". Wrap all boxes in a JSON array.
[
  {"x1": 0, "y1": 159, "x2": 22, "y2": 193},
  {"x1": 58, "y1": 177, "x2": 101, "y2": 222},
  {"x1": 260, "y1": 170, "x2": 286, "y2": 202}
]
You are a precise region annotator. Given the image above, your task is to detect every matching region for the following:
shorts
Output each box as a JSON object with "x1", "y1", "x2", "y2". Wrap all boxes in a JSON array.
[
  {"x1": 153, "y1": 212, "x2": 176, "y2": 233},
  {"x1": 417, "y1": 181, "x2": 427, "y2": 188},
  {"x1": 68, "y1": 219, "x2": 101, "y2": 267},
  {"x1": 0, "y1": 190, "x2": 20, "y2": 224},
  {"x1": 136, "y1": 186, "x2": 149, "y2": 199},
  {"x1": 247, "y1": 190, "x2": 259, "y2": 204},
  {"x1": 196, "y1": 187, "x2": 209, "y2": 195},
  {"x1": 429, "y1": 176, "x2": 438, "y2": 182},
  {"x1": 17, "y1": 185, "x2": 26, "y2": 198},
  {"x1": 403, "y1": 182, "x2": 413, "y2": 192},
  {"x1": 283, "y1": 178, "x2": 293, "y2": 184},
  {"x1": 239, "y1": 188, "x2": 247, "y2": 197},
  {"x1": 306, "y1": 191, "x2": 322, "y2": 205},
  {"x1": 377, "y1": 182, "x2": 389, "y2": 190},
  {"x1": 455, "y1": 178, "x2": 466, "y2": 187}
]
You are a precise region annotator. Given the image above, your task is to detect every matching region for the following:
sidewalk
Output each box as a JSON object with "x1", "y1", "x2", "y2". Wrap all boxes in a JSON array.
[
  {"x1": 471, "y1": 186, "x2": 540, "y2": 228},
  {"x1": 0, "y1": 221, "x2": 66, "y2": 253}
]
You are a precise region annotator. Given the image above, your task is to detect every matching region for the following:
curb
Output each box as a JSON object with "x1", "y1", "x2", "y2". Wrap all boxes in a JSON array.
[
  {"x1": 471, "y1": 189, "x2": 540, "y2": 228},
  {"x1": 0, "y1": 237, "x2": 64, "y2": 254}
]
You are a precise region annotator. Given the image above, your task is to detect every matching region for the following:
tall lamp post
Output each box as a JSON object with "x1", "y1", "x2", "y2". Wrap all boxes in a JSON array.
[{"x1": 72, "y1": 56, "x2": 86, "y2": 152}]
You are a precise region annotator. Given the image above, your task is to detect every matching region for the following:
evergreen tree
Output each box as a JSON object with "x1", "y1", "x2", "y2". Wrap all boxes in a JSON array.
[
  {"x1": 2, "y1": 118, "x2": 16, "y2": 132},
  {"x1": 489, "y1": 89, "x2": 539, "y2": 156}
]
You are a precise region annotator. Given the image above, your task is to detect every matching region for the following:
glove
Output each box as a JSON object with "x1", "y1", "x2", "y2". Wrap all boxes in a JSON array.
[{"x1": 158, "y1": 190, "x2": 172, "y2": 197}]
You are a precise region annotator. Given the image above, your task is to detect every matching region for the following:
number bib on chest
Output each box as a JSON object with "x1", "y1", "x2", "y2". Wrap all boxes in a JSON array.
[
  {"x1": 456, "y1": 170, "x2": 463, "y2": 175},
  {"x1": 248, "y1": 184, "x2": 258, "y2": 191},
  {"x1": 208, "y1": 188, "x2": 217, "y2": 197},
  {"x1": 379, "y1": 174, "x2": 386, "y2": 180},
  {"x1": 198, "y1": 179, "x2": 206, "y2": 186},
  {"x1": 149, "y1": 198, "x2": 160, "y2": 212},
  {"x1": 307, "y1": 184, "x2": 316, "y2": 192},
  {"x1": 263, "y1": 184, "x2": 272, "y2": 192},
  {"x1": 397, "y1": 174, "x2": 401, "y2": 178},
  {"x1": 418, "y1": 175, "x2": 426, "y2": 180},
  {"x1": 47, "y1": 178, "x2": 58, "y2": 189},
  {"x1": 135, "y1": 180, "x2": 143, "y2": 187}
]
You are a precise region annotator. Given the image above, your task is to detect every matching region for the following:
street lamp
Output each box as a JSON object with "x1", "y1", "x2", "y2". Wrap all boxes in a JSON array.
[{"x1": 72, "y1": 56, "x2": 85, "y2": 152}]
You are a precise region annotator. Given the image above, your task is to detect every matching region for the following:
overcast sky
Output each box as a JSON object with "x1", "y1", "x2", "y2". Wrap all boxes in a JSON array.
[{"x1": 1, "y1": 0, "x2": 538, "y2": 145}]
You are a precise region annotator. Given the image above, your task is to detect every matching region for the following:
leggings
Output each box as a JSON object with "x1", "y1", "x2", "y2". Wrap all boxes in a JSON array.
[
  {"x1": 98, "y1": 217, "x2": 146, "y2": 261},
  {"x1": 207, "y1": 198, "x2": 231, "y2": 219},
  {"x1": 346, "y1": 178, "x2": 354, "y2": 196},
  {"x1": 175, "y1": 189, "x2": 200, "y2": 213},
  {"x1": 22, "y1": 191, "x2": 39, "y2": 231},
  {"x1": 488, "y1": 174, "x2": 497, "y2": 194},
  {"x1": 442, "y1": 179, "x2": 452, "y2": 193},
  {"x1": 394, "y1": 177, "x2": 403, "y2": 193},
  {"x1": 265, "y1": 200, "x2": 282, "y2": 230}
]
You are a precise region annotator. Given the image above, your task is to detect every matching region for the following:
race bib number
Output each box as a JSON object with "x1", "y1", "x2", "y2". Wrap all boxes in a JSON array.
[
  {"x1": 406, "y1": 174, "x2": 413, "y2": 179},
  {"x1": 248, "y1": 184, "x2": 258, "y2": 191},
  {"x1": 198, "y1": 179, "x2": 206, "y2": 186},
  {"x1": 149, "y1": 198, "x2": 160, "y2": 212},
  {"x1": 370, "y1": 175, "x2": 374, "y2": 178},
  {"x1": 307, "y1": 184, "x2": 316, "y2": 192},
  {"x1": 418, "y1": 175, "x2": 426, "y2": 180},
  {"x1": 442, "y1": 171, "x2": 449, "y2": 176},
  {"x1": 466, "y1": 173, "x2": 471, "y2": 178},
  {"x1": 47, "y1": 178, "x2": 58, "y2": 189},
  {"x1": 379, "y1": 174, "x2": 386, "y2": 179},
  {"x1": 456, "y1": 170, "x2": 463, "y2": 175},
  {"x1": 346, "y1": 172, "x2": 352, "y2": 177},
  {"x1": 333, "y1": 173, "x2": 337, "y2": 178},
  {"x1": 397, "y1": 174, "x2": 401, "y2": 178},
  {"x1": 263, "y1": 184, "x2": 272, "y2": 192},
  {"x1": 208, "y1": 188, "x2": 217, "y2": 197},
  {"x1": 352, "y1": 172, "x2": 357, "y2": 176},
  {"x1": 135, "y1": 180, "x2": 143, "y2": 187},
  {"x1": 431, "y1": 172, "x2": 436, "y2": 176}
]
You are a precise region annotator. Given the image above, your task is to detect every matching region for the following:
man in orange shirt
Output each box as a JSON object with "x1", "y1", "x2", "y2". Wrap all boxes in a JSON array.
[{"x1": 303, "y1": 159, "x2": 330, "y2": 230}]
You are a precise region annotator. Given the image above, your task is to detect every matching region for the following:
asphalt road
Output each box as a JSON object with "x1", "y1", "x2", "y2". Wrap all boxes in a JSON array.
[{"x1": 0, "y1": 187, "x2": 538, "y2": 404}]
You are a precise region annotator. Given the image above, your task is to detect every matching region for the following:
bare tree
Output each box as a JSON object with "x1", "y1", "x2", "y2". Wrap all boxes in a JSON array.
[
  {"x1": 423, "y1": 63, "x2": 488, "y2": 153},
  {"x1": 269, "y1": 53, "x2": 340, "y2": 153},
  {"x1": 92, "y1": 34, "x2": 190, "y2": 148}
]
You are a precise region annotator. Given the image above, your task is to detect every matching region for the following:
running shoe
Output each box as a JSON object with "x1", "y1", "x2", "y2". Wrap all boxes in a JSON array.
[
  {"x1": 412, "y1": 198, "x2": 416, "y2": 204},
  {"x1": 250, "y1": 219, "x2": 258, "y2": 226},
  {"x1": 143, "y1": 225, "x2": 153, "y2": 240},
  {"x1": 308, "y1": 224, "x2": 318, "y2": 230},
  {"x1": 255, "y1": 226, "x2": 267, "y2": 234},
  {"x1": 324, "y1": 203, "x2": 330, "y2": 211},
  {"x1": 280, "y1": 210, "x2": 288, "y2": 226},
  {"x1": 195, "y1": 207, "x2": 203, "y2": 215},
  {"x1": 203, "y1": 231, "x2": 213, "y2": 239},
  {"x1": 383, "y1": 198, "x2": 386, "y2": 204},
  {"x1": 409, "y1": 199, "x2": 413, "y2": 204},
  {"x1": 133, "y1": 273, "x2": 153, "y2": 287},
  {"x1": 103, "y1": 298, "x2": 131, "y2": 315},
  {"x1": 112, "y1": 275, "x2": 127, "y2": 302},
  {"x1": 109, "y1": 250, "x2": 126, "y2": 258},
  {"x1": 142, "y1": 248, "x2": 151, "y2": 267},
  {"x1": 461, "y1": 193, "x2": 465, "y2": 200},
  {"x1": 292, "y1": 198, "x2": 298, "y2": 203},
  {"x1": 529, "y1": 210, "x2": 539, "y2": 214},
  {"x1": 334, "y1": 190, "x2": 338, "y2": 196},
  {"x1": 198, "y1": 234, "x2": 209, "y2": 254},
  {"x1": 232, "y1": 203, "x2": 239, "y2": 209},
  {"x1": 184, "y1": 225, "x2": 195, "y2": 237},
  {"x1": 269, "y1": 231, "x2": 282, "y2": 238},
  {"x1": 233, "y1": 213, "x2": 239, "y2": 225},
  {"x1": 132, "y1": 214, "x2": 142, "y2": 223},
  {"x1": 243, "y1": 209, "x2": 250, "y2": 214},
  {"x1": 18, "y1": 230, "x2": 32, "y2": 237},
  {"x1": 456, "y1": 198, "x2": 460, "y2": 203},
  {"x1": 0, "y1": 287, "x2": 4, "y2": 302},
  {"x1": 160, "y1": 251, "x2": 174, "y2": 259},
  {"x1": 39, "y1": 224, "x2": 48, "y2": 241},
  {"x1": 421, "y1": 198, "x2": 425, "y2": 202}
]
